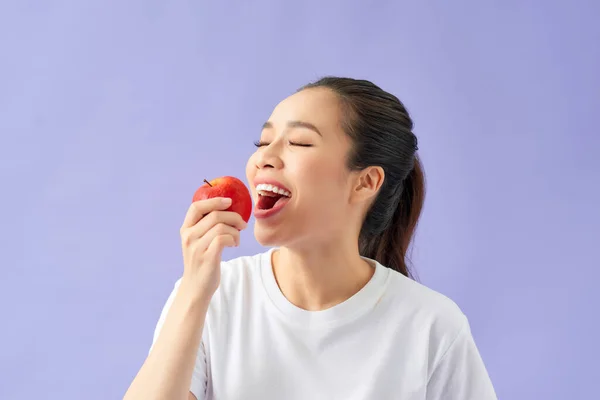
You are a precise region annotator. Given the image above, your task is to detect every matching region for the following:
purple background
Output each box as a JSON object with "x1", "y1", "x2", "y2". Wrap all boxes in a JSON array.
[{"x1": 1, "y1": 1, "x2": 598, "y2": 399}]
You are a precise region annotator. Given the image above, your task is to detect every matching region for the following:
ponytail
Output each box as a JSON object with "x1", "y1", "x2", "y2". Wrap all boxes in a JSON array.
[
  {"x1": 300, "y1": 76, "x2": 425, "y2": 277},
  {"x1": 359, "y1": 155, "x2": 425, "y2": 278}
]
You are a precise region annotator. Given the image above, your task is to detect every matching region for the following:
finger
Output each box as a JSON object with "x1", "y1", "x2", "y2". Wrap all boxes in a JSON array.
[
  {"x1": 193, "y1": 222, "x2": 241, "y2": 253},
  {"x1": 204, "y1": 234, "x2": 237, "y2": 265},
  {"x1": 192, "y1": 210, "x2": 247, "y2": 237},
  {"x1": 181, "y1": 197, "x2": 232, "y2": 229},
  {"x1": 181, "y1": 211, "x2": 246, "y2": 247}
]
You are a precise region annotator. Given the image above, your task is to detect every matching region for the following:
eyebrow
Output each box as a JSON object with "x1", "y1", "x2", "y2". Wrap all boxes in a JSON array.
[{"x1": 262, "y1": 120, "x2": 322, "y2": 136}]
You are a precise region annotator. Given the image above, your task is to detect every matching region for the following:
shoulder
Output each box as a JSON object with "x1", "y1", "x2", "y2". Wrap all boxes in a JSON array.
[
  {"x1": 389, "y1": 272, "x2": 498, "y2": 397},
  {"x1": 388, "y1": 268, "x2": 465, "y2": 315},
  {"x1": 378, "y1": 267, "x2": 477, "y2": 376},
  {"x1": 383, "y1": 266, "x2": 468, "y2": 342}
]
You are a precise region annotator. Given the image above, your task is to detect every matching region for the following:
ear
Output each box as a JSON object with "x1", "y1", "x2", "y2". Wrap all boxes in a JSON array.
[{"x1": 350, "y1": 166, "x2": 385, "y2": 205}]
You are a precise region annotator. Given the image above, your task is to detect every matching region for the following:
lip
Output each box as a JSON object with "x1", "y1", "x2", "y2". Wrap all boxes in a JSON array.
[
  {"x1": 254, "y1": 196, "x2": 291, "y2": 220},
  {"x1": 253, "y1": 177, "x2": 292, "y2": 220}
]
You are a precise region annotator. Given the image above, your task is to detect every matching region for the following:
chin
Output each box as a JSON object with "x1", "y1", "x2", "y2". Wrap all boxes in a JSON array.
[
  {"x1": 253, "y1": 222, "x2": 318, "y2": 251},
  {"x1": 253, "y1": 224, "x2": 285, "y2": 247}
]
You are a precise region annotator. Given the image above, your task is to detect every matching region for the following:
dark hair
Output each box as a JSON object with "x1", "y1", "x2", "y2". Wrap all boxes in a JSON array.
[{"x1": 299, "y1": 77, "x2": 425, "y2": 278}]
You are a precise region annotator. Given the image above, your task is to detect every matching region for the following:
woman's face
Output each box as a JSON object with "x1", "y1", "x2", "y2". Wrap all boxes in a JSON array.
[{"x1": 246, "y1": 87, "x2": 363, "y2": 248}]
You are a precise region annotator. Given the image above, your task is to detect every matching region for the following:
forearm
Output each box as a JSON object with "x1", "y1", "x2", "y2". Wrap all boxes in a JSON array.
[{"x1": 124, "y1": 286, "x2": 210, "y2": 400}]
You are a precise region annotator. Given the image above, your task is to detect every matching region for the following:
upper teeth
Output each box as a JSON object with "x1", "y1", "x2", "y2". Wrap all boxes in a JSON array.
[{"x1": 256, "y1": 183, "x2": 291, "y2": 197}]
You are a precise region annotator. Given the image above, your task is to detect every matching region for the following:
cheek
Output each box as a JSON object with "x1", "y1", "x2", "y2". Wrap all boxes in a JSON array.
[
  {"x1": 297, "y1": 158, "x2": 349, "y2": 201},
  {"x1": 319, "y1": 156, "x2": 349, "y2": 184},
  {"x1": 246, "y1": 153, "x2": 257, "y2": 181}
]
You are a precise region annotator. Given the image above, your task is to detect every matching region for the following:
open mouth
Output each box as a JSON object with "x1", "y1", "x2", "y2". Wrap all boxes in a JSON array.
[{"x1": 256, "y1": 183, "x2": 291, "y2": 211}]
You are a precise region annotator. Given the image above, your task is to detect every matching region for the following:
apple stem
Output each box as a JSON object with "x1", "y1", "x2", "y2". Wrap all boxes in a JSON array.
[{"x1": 204, "y1": 179, "x2": 213, "y2": 187}]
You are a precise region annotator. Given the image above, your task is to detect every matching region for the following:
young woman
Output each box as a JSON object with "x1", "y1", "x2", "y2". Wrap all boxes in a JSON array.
[{"x1": 124, "y1": 77, "x2": 497, "y2": 400}]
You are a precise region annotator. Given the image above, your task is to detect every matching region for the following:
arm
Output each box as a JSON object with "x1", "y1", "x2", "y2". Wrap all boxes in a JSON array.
[
  {"x1": 123, "y1": 197, "x2": 246, "y2": 400},
  {"x1": 426, "y1": 318, "x2": 497, "y2": 400},
  {"x1": 124, "y1": 280, "x2": 210, "y2": 400}
]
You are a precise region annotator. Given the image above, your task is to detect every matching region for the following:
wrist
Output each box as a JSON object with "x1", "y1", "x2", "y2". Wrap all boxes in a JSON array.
[{"x1": 176, "y1": 279, "x2": 214, "y2": 310}]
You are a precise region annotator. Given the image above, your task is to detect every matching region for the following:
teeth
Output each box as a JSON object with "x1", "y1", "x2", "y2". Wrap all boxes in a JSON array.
[{"x1": 256, "y1": 183, "x2": 291, "y2": 197}]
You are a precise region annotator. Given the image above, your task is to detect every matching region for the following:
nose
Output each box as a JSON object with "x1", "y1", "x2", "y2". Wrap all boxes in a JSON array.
[{"x1": 255, "y1": 143, "x2": 284, "y2": 170}]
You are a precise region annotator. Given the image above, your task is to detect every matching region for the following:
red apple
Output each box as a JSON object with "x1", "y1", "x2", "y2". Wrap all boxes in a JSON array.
[{"x1": 192, "y1": 176, "x2": 252, "y2": 223}]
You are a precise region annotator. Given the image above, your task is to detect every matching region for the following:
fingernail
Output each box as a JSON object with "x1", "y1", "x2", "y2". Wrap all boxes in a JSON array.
[{"x1": 221, "y1": 197, "x2": 232, "y2": 205}]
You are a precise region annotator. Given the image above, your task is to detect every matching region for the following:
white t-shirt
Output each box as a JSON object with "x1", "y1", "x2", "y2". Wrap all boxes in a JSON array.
[{"x1": 151, "y1": 248, "x2": 497, "y2": 400}]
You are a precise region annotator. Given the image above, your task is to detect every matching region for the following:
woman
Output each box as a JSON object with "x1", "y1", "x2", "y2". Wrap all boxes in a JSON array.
[{"x1": 124, "y1": 77, "x2": 497, "y2": 399}]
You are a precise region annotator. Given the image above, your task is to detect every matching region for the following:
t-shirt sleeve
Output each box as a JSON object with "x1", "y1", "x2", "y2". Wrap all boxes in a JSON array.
[
  {"x1": 149, "y1": 278, "x2": 209, "y2": 400},
  {"x1": 426, "y1": 318, "x2": 497, "y2": 400}
]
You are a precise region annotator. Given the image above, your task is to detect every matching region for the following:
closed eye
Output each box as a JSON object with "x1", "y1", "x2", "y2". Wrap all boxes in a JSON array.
[
  {"x1": 288, "y1": 141, "x2": 313, "y2": 147},
  {"x1": 253, "y1": 140, "x2": 268, "y2": 147},
  {"x1": 253, "y1": 141, "x2": 313, "y2": 148}
]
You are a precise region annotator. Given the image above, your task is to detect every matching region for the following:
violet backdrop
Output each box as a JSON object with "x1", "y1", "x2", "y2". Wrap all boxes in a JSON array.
[{"x1": 1, "y1": 1, "x2": 598, "y2": 399}]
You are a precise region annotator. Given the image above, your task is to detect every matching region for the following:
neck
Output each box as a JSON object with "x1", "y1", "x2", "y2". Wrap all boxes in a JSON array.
[{"x1": 271, "y1": 237, "x2": 375, "y2": 311}]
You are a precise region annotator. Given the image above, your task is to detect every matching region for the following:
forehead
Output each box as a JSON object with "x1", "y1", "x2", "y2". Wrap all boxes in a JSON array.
[{"x1": 267, "y1": 87, "x2": 343, "y2": 133}]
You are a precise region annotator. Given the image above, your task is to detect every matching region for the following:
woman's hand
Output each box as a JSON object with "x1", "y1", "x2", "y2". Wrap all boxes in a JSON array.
[{"x1": 179, "y1": 197, "x2": 247, "y2": 300}]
